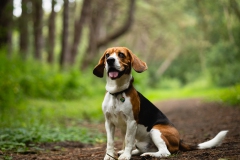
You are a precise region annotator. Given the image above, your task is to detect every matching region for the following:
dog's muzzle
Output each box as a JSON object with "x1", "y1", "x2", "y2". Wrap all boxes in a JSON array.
[
  {"x1": 107, "y1": 57, "x2": 118, "y2": 79},
  {"x1": 106, "y1": 57, "x2": 125, "y2": 79}
]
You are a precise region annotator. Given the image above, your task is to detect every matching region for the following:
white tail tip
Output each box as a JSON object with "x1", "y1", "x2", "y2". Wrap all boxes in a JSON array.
[{"x1": 198, "y1": 130, "x2": 228, "y2": 149}]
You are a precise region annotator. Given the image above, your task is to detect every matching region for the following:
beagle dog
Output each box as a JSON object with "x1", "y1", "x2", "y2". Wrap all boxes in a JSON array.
[{"x1": 93, "y1": 47, "x2": 228, "y2": 160}]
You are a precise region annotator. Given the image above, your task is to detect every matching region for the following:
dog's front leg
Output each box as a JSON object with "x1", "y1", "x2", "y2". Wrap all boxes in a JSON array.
[
  {"x1": 118, "y1": 120, "x2": 137, "y2": 160},
  {"x1": 104, "y1": 119, "x2": 115, "y2": 160}
]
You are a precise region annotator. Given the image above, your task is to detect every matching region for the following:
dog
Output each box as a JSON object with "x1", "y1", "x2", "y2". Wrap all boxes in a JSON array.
[{"x1": 93, "y1": 47, "x2": 228, "y2": 160}]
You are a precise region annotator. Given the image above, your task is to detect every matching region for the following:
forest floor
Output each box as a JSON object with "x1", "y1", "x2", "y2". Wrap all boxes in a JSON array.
[{"x1": 1, "y1": 98, "x2": 240, "y2": 160}]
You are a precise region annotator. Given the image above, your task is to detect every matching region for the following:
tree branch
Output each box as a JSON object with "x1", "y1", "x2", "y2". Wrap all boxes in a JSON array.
[
  {"x1": 97, "y1": 0, "x2": 136, "y2": 48},
  {"x1": 156, "y1": 47, "x2": 181, "y2": 77}
]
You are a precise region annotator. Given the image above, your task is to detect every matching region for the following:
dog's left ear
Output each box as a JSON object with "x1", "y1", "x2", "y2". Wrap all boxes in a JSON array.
[
  {"x1": 127, "y1": 48, "x2": 148, "y2": 73},
  {"x1": 93, "y1": 54, "x2": 105, "y2": 78}
]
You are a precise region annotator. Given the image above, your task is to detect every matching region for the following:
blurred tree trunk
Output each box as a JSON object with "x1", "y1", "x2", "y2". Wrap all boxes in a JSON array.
[
  {"x1": 69, "y1": 0, "x2": 91, "y2": 64},
  {"x1": 33, "y1": 0, "x2": 43, "y2": 60},
  {"x1": 19, "y1": 0, "x2": 29, "y2": 59},
  {"x1": 0, "y1": 0, "x2": 13, "y2": 55},
  {"x1": 230, "y1": 0, "x2": 240, "y2": 21},
  {"x1": 80, "y1": 0, "x2": 136, "y2": 70},
  {"x1": 156, "y1": 47, "x2": 181, "y2": 77},
  {"x1": 7, "y1": 0, "x2": 13, "y2": 56},
  {"x1": 195, "y1": 0, "x2": 208, "y2": 38},
  {"x1": 60, "y1": 0, "x2": 70, "y2": 68},
  {"x1": 195, "y1": 0, "x2": 207, "y2": 72},
  {"x1": 223, "y1": 5, "x2": 234, "y2": 44},
  {"x1": 80, "y1": 1, "x2": 105, "y2": 70},
  {"x1": 47, "y1": 0, "x2": 56, "y2": 63}
]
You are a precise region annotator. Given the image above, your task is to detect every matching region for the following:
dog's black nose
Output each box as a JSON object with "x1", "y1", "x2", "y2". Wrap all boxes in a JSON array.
[{"x1": 107, "y1": 57, "x2": 115, "y2": 65}]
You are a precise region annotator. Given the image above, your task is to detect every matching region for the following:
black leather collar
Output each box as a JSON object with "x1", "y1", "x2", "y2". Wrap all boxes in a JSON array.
[
  {"x1": 108, "y1": 78, "x2": 134, "y2": 96},
  {"x1": 109, "y1": 87, "x2": 130, "y2": 96}
]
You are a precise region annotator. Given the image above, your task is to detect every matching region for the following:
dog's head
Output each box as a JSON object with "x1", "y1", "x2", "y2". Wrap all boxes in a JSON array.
[{"x1": 93, "y1": 47, "x2": 147, "y2": 79}]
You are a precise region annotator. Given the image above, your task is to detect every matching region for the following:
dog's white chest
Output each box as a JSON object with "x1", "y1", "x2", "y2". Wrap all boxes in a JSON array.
[{"x1": 102, "y1": 92, "x2": 134, "y2": 126}]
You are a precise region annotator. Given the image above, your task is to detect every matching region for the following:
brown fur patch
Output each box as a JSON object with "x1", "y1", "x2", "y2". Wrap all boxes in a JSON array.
[
  {"x1": 153, "y1": 124, "x2": 180, "y2": 153},
  {"x1": 125, "y1": 85, "x2": 140, "y2": 122},
  {"x1": 179, "y1": 140, "x2": 198, "y2": 151}
]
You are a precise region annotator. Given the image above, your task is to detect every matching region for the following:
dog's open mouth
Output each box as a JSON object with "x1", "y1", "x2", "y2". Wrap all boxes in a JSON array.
[{"x1": 108, "y1": 68, "x2": 124, "y2": 79}]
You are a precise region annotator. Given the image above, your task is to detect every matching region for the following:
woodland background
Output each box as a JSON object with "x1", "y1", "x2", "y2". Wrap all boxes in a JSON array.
[
  {"x1": 0, "y1": 0, "x2": 240, "y2": 153},
  {"x1": 0, "y1": 0, "x2": 240, "y2": 84}
]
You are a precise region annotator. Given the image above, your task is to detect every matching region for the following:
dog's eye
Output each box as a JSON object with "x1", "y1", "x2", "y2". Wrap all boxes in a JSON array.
[
  {"x1": 118, "y1": 52, "x2": 125, "y2": 58},
  {"x1": 105, "y1": 53, "x2": 110, "y2": 58}
]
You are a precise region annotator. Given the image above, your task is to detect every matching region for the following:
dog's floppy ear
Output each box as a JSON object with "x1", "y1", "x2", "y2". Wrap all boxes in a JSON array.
[
  {"x1": 93, "y1": 53, "x2": 105, "y2": 78},
  {"x1": 127, "y1": 48, "x2": 148, "y2": 73}
]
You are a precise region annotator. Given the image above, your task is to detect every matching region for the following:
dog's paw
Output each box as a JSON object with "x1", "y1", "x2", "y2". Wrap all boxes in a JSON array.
[
  {"x1": 118, "y1": 152, "x2": 131, "y2": 160},
  {"x1": 131, "y1": 149, "x2": 141, "y2": 155},
  {"x1": 141, "y1": 150, "x2": 170, "y2": 158}
]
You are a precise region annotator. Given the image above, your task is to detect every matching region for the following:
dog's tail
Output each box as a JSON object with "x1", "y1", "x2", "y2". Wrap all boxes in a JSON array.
[{"x1": 179, "y1": 130, "x2": 228, "y2": 151}]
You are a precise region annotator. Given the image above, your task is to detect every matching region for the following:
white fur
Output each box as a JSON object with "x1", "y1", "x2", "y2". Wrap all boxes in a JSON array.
[
  {"x1": 198, "y1": 130, "x2": 228, "y2": 149},
  {"x1": 102, "y1": 92, "x2": 137, "y2": 160},
  {"x1": 141, "y1": 129, "x2": 170, "y2": 157},
  {"x1": 106, "y1": 74, "x2": 132, "y2": 94}
]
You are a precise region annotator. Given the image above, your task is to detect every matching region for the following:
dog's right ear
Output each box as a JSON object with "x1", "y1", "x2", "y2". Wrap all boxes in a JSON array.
[
  {"x1": 93, "y1": 53, "x2": 105, "y2": 78},
  {"x1": 126, "y1": 48, "x2": 148, "y2": 73}
]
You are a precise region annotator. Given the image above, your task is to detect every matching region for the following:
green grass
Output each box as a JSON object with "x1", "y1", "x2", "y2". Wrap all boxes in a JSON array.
[
  {"x1": 145, "y1": 86, "x2": 228, "y2": 102},
  {"x1": 0, "y1": 126, "x2": 105, "y2": 151},
  {"x1": 0, "y1": 98, "x2": 103, "y2": 128},
  {"x1": 0, "y1": 95, "x2": 106, "y2": 151},
  {"x1": 0, "y1": 94, "x2": 105, "y2": 152},
  {"x1": 145, "y1": 79, "x2": 240, "y2": 106}
]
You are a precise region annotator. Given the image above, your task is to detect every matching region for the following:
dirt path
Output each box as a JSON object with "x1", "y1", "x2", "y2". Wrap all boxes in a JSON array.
[{"x1": 2, "y1": 98, "x2": 240, "y2": 160}]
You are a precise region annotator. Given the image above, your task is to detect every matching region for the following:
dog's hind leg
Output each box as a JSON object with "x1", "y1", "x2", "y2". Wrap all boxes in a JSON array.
[{"x1": 141, "y1": 129, "x2": 171, "y2": 158}]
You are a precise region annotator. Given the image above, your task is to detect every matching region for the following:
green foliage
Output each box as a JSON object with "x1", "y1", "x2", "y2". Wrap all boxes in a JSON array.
[
  {"x1": 0, "y1": 54, "x2": 23, "y2": 108},
  {"x1": 1, "y1": 155, "x2": 13, "y2": 160},
  {"x1": 0, "y1": 53, "x2": 106, "y2": 151},
  {"x1": 219, "y1": 84, "x2": 240, "y2": 106},
  {"x1": 18, "y1": 65, "x2": 94, "y2": 100},
  {"x1": 157, "y1": 78, "x2": 182, "y2": 89},
  {"x1": 207, "y1": 41, "x2": 240, "y2": 86},
  {"x1": 0, "y1": 126, "x2": 105, "y2": 151},
  {"x1": 0, "y1": 53, "x2": 104, "y2": 109},
  {"x1": 145, "y1": 78, "x2": 219, "y2": 101},
  {"x1": 162, "y1": 50, "x2": 202, "y2": 84}
]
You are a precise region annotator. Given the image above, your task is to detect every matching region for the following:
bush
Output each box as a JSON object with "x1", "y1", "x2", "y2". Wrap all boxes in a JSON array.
[
  {"x1": 0, "y1": 55, "x2": 23, "y2": 108},
  {"x1": 207, "y1": 41, "x2": 240, "y2": 86},
  {"x1": 161, "y1": 49, "x2": 202, "y2": 85},
  {"x1": 0, "y1": 54, "x2": 104, "y2": 109},
  {"x1": 220, "y1": 84, "x2": 240, "y2": 106},
  {"x1": 0, "y1": 126, "x2": 105, "y2": 151}
]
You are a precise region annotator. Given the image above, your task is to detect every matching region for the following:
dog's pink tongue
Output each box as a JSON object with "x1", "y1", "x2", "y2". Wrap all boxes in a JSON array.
[{"x1": 109, "y1": 71, "x2": 118, "y2": 78}]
